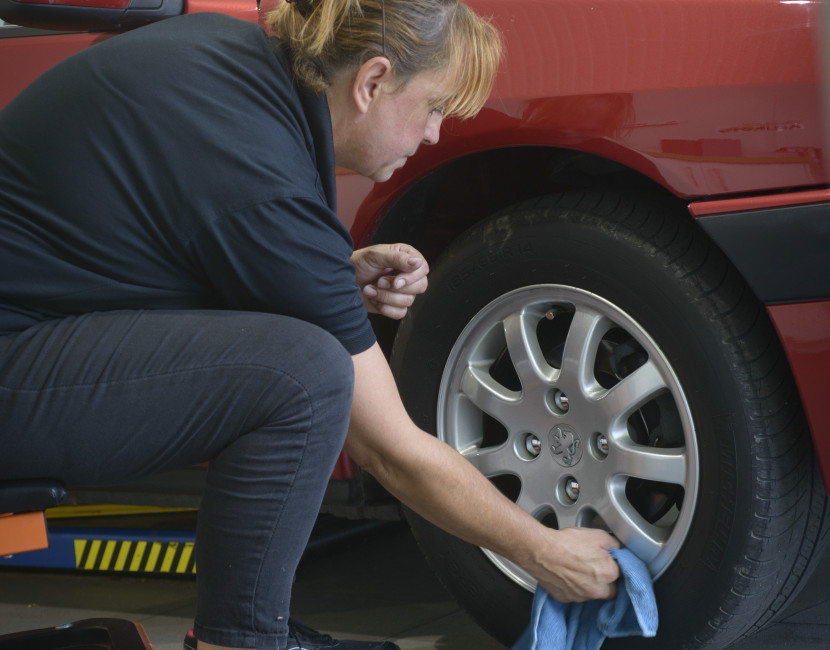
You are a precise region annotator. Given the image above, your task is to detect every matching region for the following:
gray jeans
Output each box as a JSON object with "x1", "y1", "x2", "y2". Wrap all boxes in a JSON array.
[{"x1": 0, "y1": 309, "x2": 355, "y2": 649}]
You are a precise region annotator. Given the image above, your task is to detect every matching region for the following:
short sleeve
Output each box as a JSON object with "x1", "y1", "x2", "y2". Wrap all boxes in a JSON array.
[{"x1": 188, "y1": 196, "x2": 377, "y2": 355}]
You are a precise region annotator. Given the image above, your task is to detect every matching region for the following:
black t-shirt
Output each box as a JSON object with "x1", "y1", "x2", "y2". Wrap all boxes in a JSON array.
[{"x1": 0, "y1": 13, "x2": 376, "y2": 355}]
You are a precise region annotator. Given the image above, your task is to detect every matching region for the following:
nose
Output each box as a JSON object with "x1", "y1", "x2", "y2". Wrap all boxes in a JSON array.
[{"x1": 423, "y1": 113, "x2": 443, "y2": 145}]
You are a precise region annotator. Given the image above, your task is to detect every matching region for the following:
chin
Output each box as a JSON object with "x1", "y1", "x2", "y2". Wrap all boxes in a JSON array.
[
  {"x1": 372, "y1": 168, "x2": 396, "y2": 183},
  {"x1": 365, "y1": 159, "x2": 407, "y2": 183}
]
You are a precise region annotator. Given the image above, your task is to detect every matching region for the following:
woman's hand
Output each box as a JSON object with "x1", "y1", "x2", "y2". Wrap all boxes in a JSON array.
[
  {"x1": 532, "y1": 527, "x2": 621, "y2": 602},
  {"x1": 351, "y1": 243, "x2": 429, "y2": 319}
]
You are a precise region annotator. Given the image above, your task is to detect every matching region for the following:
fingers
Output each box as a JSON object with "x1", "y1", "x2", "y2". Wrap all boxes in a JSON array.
[
  {"x1": 603, "y1": 531, "x2": 622, "y2": 551},
  {"x1": 380, "y1": 253, "x2": 429, "y2": 292},
  {"x1": 361, "y1": 283, "x2": 418, "y2": 320},
  {"x1": 536, "y1": 527, "x2": 622, "y2": 603},
  {"x1": 352, "y1": 245, "x2": 429, "y2": 290},
  {"x1": 353, "y1": 243, "x2": 430, "y2": 319},
  {"x1": 377, "y1": 271, "x2": 428, "y2": 294}
]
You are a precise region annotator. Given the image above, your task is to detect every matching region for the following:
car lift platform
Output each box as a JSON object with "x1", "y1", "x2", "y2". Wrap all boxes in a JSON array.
[{"x1": 0, "y1": 506, "x2": 198, "y2": 575}]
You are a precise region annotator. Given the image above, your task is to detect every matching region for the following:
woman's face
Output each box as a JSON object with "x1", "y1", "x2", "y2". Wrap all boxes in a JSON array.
[{"x1": 343, "y1": 67, "x2": 450, "y2": 182}]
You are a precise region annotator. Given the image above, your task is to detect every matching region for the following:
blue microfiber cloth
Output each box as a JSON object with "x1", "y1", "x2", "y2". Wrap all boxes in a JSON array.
[{"x1": 510, "y1": 548, "x2": 658, "y2": 650}]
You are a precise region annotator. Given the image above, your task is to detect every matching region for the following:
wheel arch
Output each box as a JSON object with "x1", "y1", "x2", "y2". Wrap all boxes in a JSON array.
[
  {"x1": 366, "y1": 145, "x2": 712, "y2": 353},
  {"x1": 370, "y1": 145, "x2": 675, "y2": 248}
]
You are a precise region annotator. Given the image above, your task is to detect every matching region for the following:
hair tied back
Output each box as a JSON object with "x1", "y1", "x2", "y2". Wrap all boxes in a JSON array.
[{"x1": 285, "y1": 0, "x2": 315, "y2": 19}]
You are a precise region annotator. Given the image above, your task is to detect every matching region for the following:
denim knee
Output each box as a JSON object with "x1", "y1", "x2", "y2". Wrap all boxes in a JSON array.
[{"x1": 256, "y1": 318, "x2": 354, "y2": 438}]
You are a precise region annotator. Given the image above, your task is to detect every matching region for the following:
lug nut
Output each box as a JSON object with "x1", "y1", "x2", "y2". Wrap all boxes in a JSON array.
[
  {"x1": 554, "y1": 390, "x2": 569, "y2": 412},
  {"x1": 565, "y1": 479, "x2": 580, "y2": 502},
  {"x1": 526, "y1": 435, "x2": 542, "y2": 457},
  {"x1": 596, "y1": 435, "x2": 609, "y2": 455}
]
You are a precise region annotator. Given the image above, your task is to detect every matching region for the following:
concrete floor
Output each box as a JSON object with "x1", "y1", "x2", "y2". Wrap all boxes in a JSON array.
[{"x1": 1, "y1": 517, "x2": 829, "y2": 649}]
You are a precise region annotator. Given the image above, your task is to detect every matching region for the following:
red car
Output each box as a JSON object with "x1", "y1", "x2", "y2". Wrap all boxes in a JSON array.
[{"x1": 2, "y1": 0, "x2": 828, "y2": 648}]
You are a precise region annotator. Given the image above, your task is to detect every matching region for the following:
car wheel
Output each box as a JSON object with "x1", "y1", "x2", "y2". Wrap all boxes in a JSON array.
[{"x1": 389, "y1": 190, "x2": 830, "y2": 648}]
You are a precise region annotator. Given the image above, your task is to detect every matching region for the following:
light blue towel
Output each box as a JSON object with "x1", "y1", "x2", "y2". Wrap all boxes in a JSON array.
[{"x1": 511, "y1": 548, "x2": 658, "y2": 650}]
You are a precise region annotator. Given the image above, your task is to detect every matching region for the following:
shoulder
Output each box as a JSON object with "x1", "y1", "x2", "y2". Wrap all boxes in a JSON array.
[
  {"x1": 87, "y1": 13, "x2": 271, "y2": 66},
  {"x1": 130, "y1": 12, "x2": 261, "y2": 39}
]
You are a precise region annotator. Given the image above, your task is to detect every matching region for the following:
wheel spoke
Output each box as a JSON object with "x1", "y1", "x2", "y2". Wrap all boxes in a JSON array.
[
  {"x1": 503, "y1": 309, "x2": 554, "y2": 386},
  {"x1": 559, "y1": 309, "x2": 609, "y2": 390},
  {"x1": 599, "y1": 486, "x2": 668, "y2": 563},
  {"x1": 552, "y1": 507, "x2": 581, "y2": 530},
  {"x1": 463, "y1": 443, "x2": 522, "y2": 478},
  {"x1": 459, "y1": 366, "x2": 520, "y2": 424},
  {"x1": 598, "y1": 359, "x2": 667, "y2": 423},
  {"x1": 514, "y1": 477, "x2": 557, "y2": 517},
  {"x1": 613, "y1": 443, "x2": 686, "y2": 485}
]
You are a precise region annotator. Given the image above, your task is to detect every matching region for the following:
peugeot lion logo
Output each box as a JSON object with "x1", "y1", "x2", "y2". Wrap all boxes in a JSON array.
[{"x1": 549, "y1": 424, "x2": 583, "y2": 467}]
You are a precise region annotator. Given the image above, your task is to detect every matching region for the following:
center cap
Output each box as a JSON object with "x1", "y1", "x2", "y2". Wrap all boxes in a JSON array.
[{"x1": 549, "y1": 424, "x2": 583, "y2": 467}]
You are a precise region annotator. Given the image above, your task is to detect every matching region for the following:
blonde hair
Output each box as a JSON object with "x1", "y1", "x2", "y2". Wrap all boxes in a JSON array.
[{"x1": 265, "y1": 0, "x2": 503, "y2": 120}]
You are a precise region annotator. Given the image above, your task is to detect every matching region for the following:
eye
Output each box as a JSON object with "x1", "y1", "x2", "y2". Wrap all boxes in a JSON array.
[{"x1": 430, "y1": 105, "x2": 446, "y2": 117}]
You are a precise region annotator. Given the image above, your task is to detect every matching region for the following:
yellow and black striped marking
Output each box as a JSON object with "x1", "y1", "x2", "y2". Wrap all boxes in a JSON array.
[{"x1": 74, "y1": 538, "x2": 197, "y2": 574}]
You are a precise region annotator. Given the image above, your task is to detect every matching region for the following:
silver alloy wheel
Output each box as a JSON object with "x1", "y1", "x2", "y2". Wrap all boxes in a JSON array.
[{"x1": 437, "y1": 284, "x2": 698, "y2": 589}]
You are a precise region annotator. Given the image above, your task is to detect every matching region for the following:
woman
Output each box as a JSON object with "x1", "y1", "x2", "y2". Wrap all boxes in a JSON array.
[{"x1": 0, "y1": 0, "x2": 620, "y2": 649}]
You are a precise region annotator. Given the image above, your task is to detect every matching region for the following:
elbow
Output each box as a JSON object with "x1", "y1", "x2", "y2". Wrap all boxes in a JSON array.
[{"x1": 344, "y1": 431, "x2": 394, "y2": 485}]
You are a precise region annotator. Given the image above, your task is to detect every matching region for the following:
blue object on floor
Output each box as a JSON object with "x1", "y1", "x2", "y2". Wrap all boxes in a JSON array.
[{"x1": 510, "y1": 548, "x2": 658, "y2": 650}]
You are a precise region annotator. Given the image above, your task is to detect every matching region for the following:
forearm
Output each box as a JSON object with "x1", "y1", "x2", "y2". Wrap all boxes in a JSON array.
[
  {"x1": 346, "y1": 343, "x2": 620, "y2": 602},
  {"x1": 353, "y1": 414, "x2": 546, "y2": 564}
]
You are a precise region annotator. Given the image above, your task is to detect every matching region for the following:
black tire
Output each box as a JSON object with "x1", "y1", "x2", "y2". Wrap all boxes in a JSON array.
[{"x1": 389, "y1": 190, "x2": 830, "y2": 649}]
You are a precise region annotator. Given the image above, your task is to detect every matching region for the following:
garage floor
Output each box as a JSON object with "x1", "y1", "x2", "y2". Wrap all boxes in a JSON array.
[{"x1": 1, "y1": 516, "x2": 829, "y2": 650}]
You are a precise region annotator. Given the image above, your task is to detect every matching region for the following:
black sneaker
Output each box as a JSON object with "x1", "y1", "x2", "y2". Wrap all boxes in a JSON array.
[
  {"x1": 182, "y1": 620, "x2": 400, "y2": 650},
  {"x1": 286, "y1": 618, "x2": 401, "y2": 650}
]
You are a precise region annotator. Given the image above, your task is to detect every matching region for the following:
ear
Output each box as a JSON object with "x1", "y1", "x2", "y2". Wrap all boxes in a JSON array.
[{"x1": 352, "y1": 56, "x2": 394, "y2": 114}]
